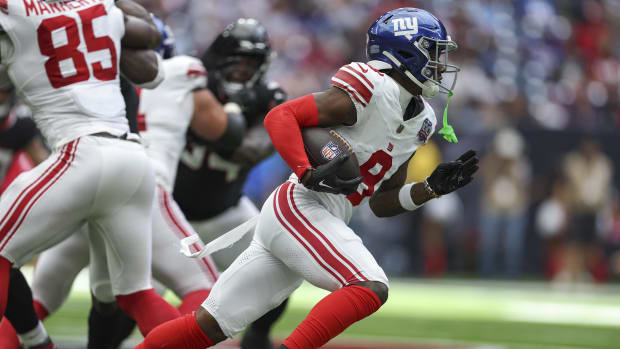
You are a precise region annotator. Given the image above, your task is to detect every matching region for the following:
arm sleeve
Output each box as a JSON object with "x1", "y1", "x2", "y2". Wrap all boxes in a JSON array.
[
  {"x1": 120, "y1": 77, "x2": 139, "y2": 133},
  {"x1": 263, "y1": 94, "x2": 319, "y2": 179}
]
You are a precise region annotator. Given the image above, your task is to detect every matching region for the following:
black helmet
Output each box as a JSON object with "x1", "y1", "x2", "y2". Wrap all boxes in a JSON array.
[{"x1": 203, "y1": 18, "x2": 273, "y2": 101}]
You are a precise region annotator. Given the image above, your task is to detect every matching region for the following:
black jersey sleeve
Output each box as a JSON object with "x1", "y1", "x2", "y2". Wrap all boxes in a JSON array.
[
  {"x1": 0, "y1": 116, "x2": 40, "y2": 151},
  {"x1": 120, "y1": 77, "x2": 139, "y2": 134}
]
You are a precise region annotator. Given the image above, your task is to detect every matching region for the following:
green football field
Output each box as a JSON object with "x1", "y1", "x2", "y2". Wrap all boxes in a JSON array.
[{"x1": 38, "y1": 271, "x2": 620, "y2": 349}]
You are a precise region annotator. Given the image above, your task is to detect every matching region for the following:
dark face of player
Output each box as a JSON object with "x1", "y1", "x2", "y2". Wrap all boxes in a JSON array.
[
  {"x1": 429, "y1": 49, "x2": 446, "y2": 83},
  {"x1": 221, "y1": 55, "x2": 261, "y2": 84}
]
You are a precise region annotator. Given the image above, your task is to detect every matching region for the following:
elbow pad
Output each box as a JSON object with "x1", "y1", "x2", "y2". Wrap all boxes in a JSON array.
[
  {"x1": 135, "y1": 53, "x2": 165, "y2": 89},
  {"x1": 217, "y1": 112, "x2": 246, "y2": 151}
]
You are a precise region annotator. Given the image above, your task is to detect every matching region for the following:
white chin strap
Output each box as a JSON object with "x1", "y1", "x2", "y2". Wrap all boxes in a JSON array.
[{"x1": 381, "y1": 51, "x2": 439, "y2": 99}]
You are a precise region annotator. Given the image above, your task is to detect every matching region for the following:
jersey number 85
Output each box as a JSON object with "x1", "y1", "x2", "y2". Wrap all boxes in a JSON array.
[{"x1": 37, "y1": 4, "x2": 117, "y2": 88}]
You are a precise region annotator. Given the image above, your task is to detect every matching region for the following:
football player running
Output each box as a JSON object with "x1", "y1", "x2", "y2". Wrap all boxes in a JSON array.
[
  {"x1": 172, "y1": 18, "x2": 287, "y2": 349},
  {"x1": 21, "y1": 14, "x2": 247, "y2": 349},
  {"x1": 138, "y1": 7, "x2": 479, "y2": 349},
  {"x1": 0, "y1": 0, "x2": 180, "y2": 347}
]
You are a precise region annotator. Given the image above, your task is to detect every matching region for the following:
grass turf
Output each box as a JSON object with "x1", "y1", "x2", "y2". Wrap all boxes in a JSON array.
[{"x1": 42, "y1": 279, "x2": 620, "y2": 349}]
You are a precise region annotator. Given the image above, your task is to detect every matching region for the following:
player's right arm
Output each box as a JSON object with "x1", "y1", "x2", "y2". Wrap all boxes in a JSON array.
[{"x1": 263, "y1": 87, "x2": 356, "y2": 184}]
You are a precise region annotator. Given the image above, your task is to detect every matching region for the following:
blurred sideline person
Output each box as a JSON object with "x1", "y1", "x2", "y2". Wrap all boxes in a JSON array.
[
  {"x1": 172, "y1": 18, "x2": 288, "y2": 349},
  {"x1": 478, "y1": 128, "x2": 531, "y2": 277},
  {"x1": 560, "y1": 139, "x2": 612, "y2": 283},
  {"x1": 0, "y1": 0, "x2": 184, "y2": 348},
  {"x1": 22, "y1": 16, "x2": 247, "y2": 349},
  {"x1": 137, "y1": 7, "x2": 478, "y2": 349}
]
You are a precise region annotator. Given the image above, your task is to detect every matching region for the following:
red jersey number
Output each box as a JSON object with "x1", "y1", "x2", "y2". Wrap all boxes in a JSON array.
[
  {"x1": 347, "y1": 149, "x2": 393, "y2": 206},
  {"x1": 37, "y1": 4, "x2": 118, "y2": 89}
]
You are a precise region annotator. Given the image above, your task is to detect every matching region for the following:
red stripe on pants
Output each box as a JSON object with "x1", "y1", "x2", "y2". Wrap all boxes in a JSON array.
[
  {"x1": 0, "y1": 140, "x2": 79, "y2": 251},
  {"x1": 275, "y1": 182, "x2": 364, "y2": 285},
  {"x1": 160, "y1": 187, "x2": 218, "y2": 282}
]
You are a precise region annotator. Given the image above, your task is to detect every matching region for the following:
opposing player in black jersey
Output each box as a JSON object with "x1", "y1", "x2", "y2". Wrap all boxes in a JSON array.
[{"x1": 172, "y1": 18, "x2": 287, "y2": 349}]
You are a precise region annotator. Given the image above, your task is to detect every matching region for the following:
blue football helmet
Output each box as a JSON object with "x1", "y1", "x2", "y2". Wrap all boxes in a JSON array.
[
  {"x1": 367, "y1": 7, "x2": 459, "y2": 98},
  {"x1": 151, "y1": 15, "x2": 176, "y2": 59}
]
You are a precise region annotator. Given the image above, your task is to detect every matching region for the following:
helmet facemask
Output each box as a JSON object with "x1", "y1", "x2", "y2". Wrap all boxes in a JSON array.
[
  {"x1": 417, "y1": 36, "x2": 459, "y2": 96},
  {"x1": 214, "y1": 51, "x2": 273, "y2": 101}
]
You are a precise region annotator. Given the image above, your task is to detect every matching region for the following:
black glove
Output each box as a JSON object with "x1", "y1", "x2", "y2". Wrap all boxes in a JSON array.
[
  {"x1": 303, "y1": 153, "x2": 363, "y2": 195},
  {"x1": 426, "y1": 149, "x2": 479, "y2": 196}
]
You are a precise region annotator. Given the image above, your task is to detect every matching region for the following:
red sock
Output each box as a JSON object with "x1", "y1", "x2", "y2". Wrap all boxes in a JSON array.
[
  {"x1": 136, "y1": 313, "x2": 214, "y2": 349},
  {"x1": 0, "y1": 257, "x2": 11, "y2": 316},
  {"x1": 33, "y1": 300, "x2": 49, "y2": 321},
  {"x1": 282, "y1": 285, "x2": 383, "y2": 349},
  {"x1": 178, "y1": 289, "x2": 210, "y2": 315},
  {"x1": 116, "y1": 289, "x2": 181, "y2": 336},
  {"x1": 0, "y1": 317, "x2": 20, "y2": 349}
]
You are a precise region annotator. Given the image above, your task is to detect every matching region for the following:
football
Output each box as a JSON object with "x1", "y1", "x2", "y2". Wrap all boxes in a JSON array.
[{"x1": 301, "y1": 127, "x2": 360, "y2": 181}]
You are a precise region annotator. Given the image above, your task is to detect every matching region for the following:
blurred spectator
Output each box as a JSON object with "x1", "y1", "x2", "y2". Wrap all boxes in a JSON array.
[
  {"x1": 478, "y1": 128, "x2": 531, "y2": 277},
  {"x1": 421, "y1": 193, "x2": 465, "y2": 277},
  {"x1": 560, "y1": 139, "x2": 613, "y2": 282},
  {"x1": 535, "y1": 177, "x2": 571, "y2": 280}
]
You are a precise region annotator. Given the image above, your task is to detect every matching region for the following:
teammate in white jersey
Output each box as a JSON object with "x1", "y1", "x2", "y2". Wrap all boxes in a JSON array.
[
  {"x1": 22, "y1": 19, "x2": 247, "y2": 349},
  {"x1": 152, "y1": 7, "x2": 481, "y2": 349},
  {"x1": 0, "y1": 0, "x2": 183, "y2": 347}
]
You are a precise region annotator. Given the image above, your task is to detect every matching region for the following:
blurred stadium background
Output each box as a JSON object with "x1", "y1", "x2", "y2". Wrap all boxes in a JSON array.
[{"x1": 38, "y1": 0, "x2": 620, "y2": 348}]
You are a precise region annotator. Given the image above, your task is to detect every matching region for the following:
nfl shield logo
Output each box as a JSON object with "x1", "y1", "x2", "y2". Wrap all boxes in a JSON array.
[
  {"x1": 321, "y1": 141, "x2": 341, "y2": 161},
  {"x1": 418, "y1": 119, "x2": 432, "y2": 142}
]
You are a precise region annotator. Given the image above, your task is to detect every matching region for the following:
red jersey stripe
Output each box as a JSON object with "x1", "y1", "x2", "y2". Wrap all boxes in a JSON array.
[
  {"x1": 345, "y1": 64, "x2": 374, "y2": 89},
  {"x1": 331, "y1": 80, "x2": 367, "y2": 107},
  {"x1": 333, "y1": 69, "x2": 372, "y2": 103}
]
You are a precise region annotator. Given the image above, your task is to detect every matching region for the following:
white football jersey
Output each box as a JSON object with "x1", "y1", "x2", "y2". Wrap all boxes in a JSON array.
[
  {"x1": 304, "y1": 61, "x2": 437, "y2": 223},
  {"x1": 138, "y1": 55, "x2": 207, "y2": 192},
  {"x1": 0, "y1": 0, "x2": 127, "y2": 150}
]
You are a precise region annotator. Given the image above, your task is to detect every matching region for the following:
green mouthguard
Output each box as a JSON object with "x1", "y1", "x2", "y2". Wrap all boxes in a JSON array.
[{"x1": 437, "y1": 91, "x2": 458, "y2": 143}]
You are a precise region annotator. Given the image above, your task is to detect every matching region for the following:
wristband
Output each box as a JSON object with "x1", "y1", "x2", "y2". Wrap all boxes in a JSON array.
[{"x1": 398, "y1": 183, "x2": 422, "y2": 211}]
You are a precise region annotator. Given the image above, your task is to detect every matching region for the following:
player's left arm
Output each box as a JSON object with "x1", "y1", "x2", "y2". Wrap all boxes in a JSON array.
[
  {"x1": 116, "y1": 0, "x2": 161, "y2": 49},
  {"x1": 190, "y1": 88, "x2": 246, "y2": 150},
  {"x1": 370, "y1": 150, "x2": 480, "y2": 218}
]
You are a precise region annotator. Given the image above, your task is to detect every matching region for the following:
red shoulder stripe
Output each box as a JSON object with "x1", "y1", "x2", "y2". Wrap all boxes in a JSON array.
[
  {"x1": 346, "y1": 64, "x2": 374, "y2": 89},
  {"x1": 331, "y1": 80, "x2": 367, "y2": 107},
  {"x1": 333, "y1": 69, "x2": 372, "y2": 103},
  {"x1": 0, "y1": 0, "x2": 8, "y2": 14}
]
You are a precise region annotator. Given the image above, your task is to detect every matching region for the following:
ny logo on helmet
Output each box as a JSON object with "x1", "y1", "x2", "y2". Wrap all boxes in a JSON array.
[{"x1": 392, "y1": 17, "x2": 418, "y2": 40}]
